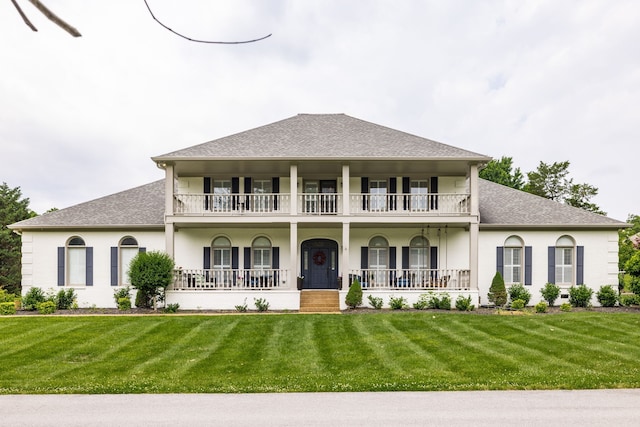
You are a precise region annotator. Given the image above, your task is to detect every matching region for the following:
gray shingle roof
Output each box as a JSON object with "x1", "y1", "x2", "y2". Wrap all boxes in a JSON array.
[
  {"x1": 479, "y1": 179, "x2": 627, "y2": 228},
  {"x1": 9, "y1": 180, "x2": 165, "y2": 230},
  {"x1": 153, "y1": 114, "x2": 491, "y2": 161}
]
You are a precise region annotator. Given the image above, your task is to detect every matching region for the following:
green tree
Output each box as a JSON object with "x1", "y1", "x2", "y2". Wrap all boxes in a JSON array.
[
  {"x1": 0, "y1": 183, "x2": 37, "y2": 294},
  {"x1": 128, "y1": 251, "x2": 175, "y2": 310},
  {"x1": 523, "y1": 161, "x2": 605, "y2": 215},
  {"x1": 345, "y1": 278, "x2": 363, "y2": 309},
  {"x1": 479, "y1": 156, "x2": 525, "y2": 190},
  {"x1": 619, "y1": 214, "x2": 640, "y2": 271},
  {"x1": 488, "y1": 272, "x2": 507, "y2": 307}
]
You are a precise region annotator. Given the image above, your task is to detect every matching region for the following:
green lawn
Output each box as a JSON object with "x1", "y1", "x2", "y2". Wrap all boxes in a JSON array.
[{"x1": 1, "y1": 311, "x2": 640, "y2": 394}]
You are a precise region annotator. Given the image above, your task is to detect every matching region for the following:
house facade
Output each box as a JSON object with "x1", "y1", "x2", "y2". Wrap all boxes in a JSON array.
[{"x1": 9, "y1": 114, "x2": 626, "y2": 310}]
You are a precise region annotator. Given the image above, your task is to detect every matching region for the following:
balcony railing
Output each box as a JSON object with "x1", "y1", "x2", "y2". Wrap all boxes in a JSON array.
[
  {"x1": 172, "y1": 193, "x2": 470, "y2": 216},
  {"x1": 349, "y1": 269, "x2": 471, "y2": 290},
  {"x1": 171, "y1": 268, "x2": 288, "y2": 290}
]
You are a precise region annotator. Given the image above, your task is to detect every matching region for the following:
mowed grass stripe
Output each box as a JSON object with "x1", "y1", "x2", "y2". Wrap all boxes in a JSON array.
[{"x1": 0, "y1": 321, "x2": 85, "y2": 363}]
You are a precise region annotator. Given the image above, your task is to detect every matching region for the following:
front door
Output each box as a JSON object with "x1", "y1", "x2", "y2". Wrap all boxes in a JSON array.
[{"x1": 301, "y1": 239, "x2": 339, "y2": 289}]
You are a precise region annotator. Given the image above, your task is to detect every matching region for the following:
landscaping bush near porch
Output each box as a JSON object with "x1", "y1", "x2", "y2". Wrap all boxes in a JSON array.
[{"x1": 2, "y1": 312, "x2": 640, "y2": 394}]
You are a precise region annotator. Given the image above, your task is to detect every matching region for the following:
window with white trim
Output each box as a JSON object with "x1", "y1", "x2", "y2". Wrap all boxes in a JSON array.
[
  {"x1": 67, "y1": 237, "x2": 86, "y2": 286},
  {"x1": 409, "y1": 236, "x2": 429, "y2": 269},
  {"x1": 119, "y1": 237, "x2": 138, "y2": 286},
  {"x1": 252, "y1": 237, "x2": 272, "y2": 270},
  {"x1": 555, "y1": 235, "x2": 575, "y2": 285},
  {"x1": 504, "y1": 236, "x2": 523, "y2": 285},
  {"x1": 213, "y1": 236, "x2": 231, "y2": 270}
]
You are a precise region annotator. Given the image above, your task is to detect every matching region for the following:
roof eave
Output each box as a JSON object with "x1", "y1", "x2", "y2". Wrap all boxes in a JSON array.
[{"x1": 480, "y1": 223, "x2": 631, "y2": 231}]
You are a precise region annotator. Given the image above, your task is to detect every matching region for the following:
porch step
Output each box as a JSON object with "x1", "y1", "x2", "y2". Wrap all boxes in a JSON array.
[{"x1": 299, "y1": 290, "x2": 341, "y2": 313}]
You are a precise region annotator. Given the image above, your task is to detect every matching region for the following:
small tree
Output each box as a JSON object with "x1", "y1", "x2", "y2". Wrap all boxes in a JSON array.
[
  {"x1": 488, "y1": 272, "x2": 507, "y2": 307},
  {"x1": 540, "y1": 283, "x2": 561, "y2": 307},
  {"x1": 345, "y1": 278, "x2": 363, "y2": 309},
  {"x1": 128, "y1": 251, "x2": 175, "y2": 310}
]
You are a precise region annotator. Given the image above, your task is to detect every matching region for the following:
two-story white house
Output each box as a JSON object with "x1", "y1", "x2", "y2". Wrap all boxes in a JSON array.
[{"x1": 9, "y1": 114, "x2": 626, "y2": 310}]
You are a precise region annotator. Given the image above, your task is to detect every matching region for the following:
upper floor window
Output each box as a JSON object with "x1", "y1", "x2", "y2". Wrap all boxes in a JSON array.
[
  {"x1": 370, "y1": 180, "x2": 388, "y2": 211},
  {"x1": 119, "y1": 237, "x2": 138, "y2": 286},
  {"x1": 409, "y1": 236, "x2": 429, "y2": 269},
  {"x1": 504, "y1": 236, "x2": 523, "y2": 285},
  {"x1": 410, "y1": 180, "x2": 429, "y2": 211},
  {"x1": 214, "y1": 179, "x2": 232, "y2": 211},
  {"x1": 67, "y1": 236, "x2": 86, "y2": 286},
  {"x1": 555, "y1": 235, "x2": 575, "y2": 285},
  {"x1": 252, "y1": 236, "x2": 272, "y2": 270}
]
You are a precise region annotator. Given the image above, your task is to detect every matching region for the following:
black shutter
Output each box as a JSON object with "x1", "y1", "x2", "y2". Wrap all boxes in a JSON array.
[
  {"x1": 111, "y1": 247, "x2": 118, "y2": 286},
  {"x1": 402, "y1": 177, "x2": 410, "y2": 210},
  {"x1": 361, "y1": 177, "x2": 369, "y2": 210},
  {"x1": 57, "y1": 247, "x2": 65, "y2": 286},
  {"x1": 86, "y1": 247, "x2": 93, "y2": 286},
  {"x1": 496, "y1": 246, "x2": 504, "y2": 277},
  {"x1": 272, "y1": 177, "x2": 280, "y2": 210},
  {"x1": 402, "y1": 247, "x2": 409, "y2": 270},
  {"x1": 361, "y1": 246, "x2": 368, "y2": 269},
  {"x1": 389, "y1": 177, "x2": 397, "y2": 210},
  {"x1": 203, "y1": 247, "x2": 211, "y2": 269},
  {"x1": 430, "y1": 247, "x2": 438, "y2": 270},
  {"x1": 231, "y1": 247, "x2": 239, "y2": 270},
  {"x1": 204, "y1": 177, "x2": 211, "y2": 210},
  {"x1": 525, "y1": 246, "x2": 532, "y2": 286},
  {"x1": 243, "y1": 177, "x2": 250, "y2": 211},
  {"x1": 577, "y1": 246, "x2": 584, "y2": 285},
  {"x1": 232, "y1": 177, "x2": 240, "y2": 210},
  {"x1": 244, "y1": 247, "x2": 251, "y2": 270},
  {"x1": 272, "y1": 247, "x2": 280, "y2": 269},
  {"x1": 389, "y1": 246, "x2": 396, "y2": 269},
  {"x1": 430, "y1": 177, "x2": 439, "y2": 210},
  {"x1": 548, "y1": 246, "x2": 555, "y2": 284}
]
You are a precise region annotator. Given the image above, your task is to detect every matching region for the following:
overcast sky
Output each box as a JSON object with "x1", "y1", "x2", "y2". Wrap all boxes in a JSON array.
[{"x1": 1, "y1": 0, "x2": 638, "y2": 221}]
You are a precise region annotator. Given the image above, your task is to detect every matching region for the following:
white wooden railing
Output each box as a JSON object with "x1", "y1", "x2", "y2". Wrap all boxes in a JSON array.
[
  {"x1": 349, "y1": 269, "x2": 471, "y2": 290},
  {"x1": 171, "y1": 268, "x2": 288, "y2": 290},
  {"x1": 350, "y1": 193, "x2": 470, "y2": 214},
  {"x1": 174, "y1": 194, "x2": 289, "y2": 214},
  {"x1": 298, "y1": 193, "x2": 342, "y2": 215}
]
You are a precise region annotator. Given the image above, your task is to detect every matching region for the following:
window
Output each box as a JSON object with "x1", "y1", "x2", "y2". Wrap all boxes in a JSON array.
[
  {"x1": 67, "y1": 237, "x2": 86, "y2": 286},
  {"x1": 410, "y1": 180, "x2": 428, "y2": 211},
  {"x1": 503, "y1": 236, "x2": 523, "y2": 285},
  {"x1": 409, "y1": 236, "x2": 429, "y2": 269},
  {"x1": 212, "y1": 236, "x2": 231, "y2": 270},
  {"x1": 555, "y1": 235, "x2": 575, "y2": 285},
  {"x1": 252, "y1": 237, "x2": 272, "y2": 270},
  {"x1": 213, "y1": 179, "x2": 232, "y2": 211},
  {"x1": 119, "y1": 237, "x2": 138, "y2": 286},
  {"x1": 370, "y1": 180, "x2": 387, "y2": 211},
  {"x1": 253, "y1": 180, "x2": 272, "y2": 212},
  {"x1": 368, "y1": 236, "x2": 389, "y2": 269}
]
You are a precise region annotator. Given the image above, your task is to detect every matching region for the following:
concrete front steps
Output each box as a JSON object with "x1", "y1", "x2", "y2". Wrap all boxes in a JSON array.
[{"x1": 299, "y1": 290, "x2": 341, "y2": 313}]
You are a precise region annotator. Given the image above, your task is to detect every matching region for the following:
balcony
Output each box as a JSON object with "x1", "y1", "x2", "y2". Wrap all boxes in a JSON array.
[{"x1": 173, "y1": 193, "x2": 470, "y2": 216}]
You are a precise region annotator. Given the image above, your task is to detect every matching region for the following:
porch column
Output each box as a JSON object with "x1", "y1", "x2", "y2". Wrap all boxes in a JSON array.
[
  {"x1": 165, "y1": 222, "x2": 175, "y2": 259},
  {"x1": 469, "y1": 163, "x2": 479, "y2": 216},
  {"x1": 290, "y1": 163, "x2": 298, "y2": 215},
  {"x1": 342, "y1": 163, "x2": 350, "y2": 215},
  {"x1": 342, "y1": 221, "x2": 350, "y2": 288},
  {"x1": 469, "y1": 222, "x2": 479, "y2": 292},
  {"x1": 290, "y1": 221, "x2": 298, "y2": 289},
  {"x1": 164, "y1": 163, "x2": 174, "y2": 216}
]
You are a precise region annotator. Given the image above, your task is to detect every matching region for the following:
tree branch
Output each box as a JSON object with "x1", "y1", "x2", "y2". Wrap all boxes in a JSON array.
[
  {"x1": 26, "y1": 0, "x2": 81, "y2": 37},
  {"x1": 11, "y1": 0, "x2": 38, "y2": 32},
  {"x1": 143, "y1": 0, "x2": 271, "y2": 44}
]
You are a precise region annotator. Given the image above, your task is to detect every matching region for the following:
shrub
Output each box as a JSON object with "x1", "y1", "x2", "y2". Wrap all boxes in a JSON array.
[
  {"x1": 596, "y1": 285, "x2": 618, "y2": 307},
  {"x1": 113, "y1": 287, "x2": 131, "y2": 305},
  {"x1": 0, "y1": 289, "x2": 17, "y2": 303},
  {"x1": 254, "y1": 298, "x2": 270, "y2": 312},
  {"x1": 56, "y1": 288, "x2": 76, "y2": 310},
  {"x1": 388, "y1": 295, "x2": 407, "y2": 310},
  {"x1": 535, "y1": 301, "x2": 548, "y2": 313},
  {"x1": 37, "y1": 301, "x2": 56, "y2": 314},
  {"x1": 455, "y1": 295, "x2": 475, "y2": 311},
  {"x1": 345, "y1": 279, "x2": 363, "y2": 309},
  {"x1": 235, "y1": 298, "x2": 248, "y2": 312},
  {"x1": 560, "y1": 303, "x2": 572, "y2": 312},
  {"x1": 367, "y1": 295, "x2": 383, "y2": 309},
  {"x1": 620, "y1": 294, "x2": 640, "y2": 307},
  {"x1": 135, "y1": 289, "x2": 152, "y2": 309},
  {"x1": 510, "y1": 299, "x2": 525, "y2": 310},
  {"x1": 433, "y1": 293, "x2": 452, "y2": 310},
  {"x1": 128, "y1": 251, "x2": 175, "y2": 310},
  {"x1": 22, "y1": 287, "x2": 46, "y2": 311},
  {"x1": 540, "y1": 283, "x2": 561, "y2": 306},
  {"x1": 508, "y1": 284, "x2": 531, "y2": 306},
  {"x1": 569, "y1": 284, "x2": 593, "y2": 308},
  {"x1": 413, "y1": 293, "x2": 431, "y2": 310},
  {"x1": 117, "y1": 297, "x2": 132, "y2": 311},
  {"x1": 0, "y1": 302, "x2": 16, "y2": 315},
  {"x1": 488, "y1": 272, "x2": 507, "y2": 307},
  {"x1": 164, "y1": 303, "x2": 180, "y2": 313}
]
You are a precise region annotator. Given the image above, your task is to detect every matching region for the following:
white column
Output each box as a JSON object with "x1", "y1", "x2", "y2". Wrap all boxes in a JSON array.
[
  {"x1": 290, "y1": 222, "x2": 298, "y2": 289},
  {"x1": 290, "y1": 163, "x2": 298, "y2": 215},
  {"x1": 469, "y1": 222, "x2": 479, "y2": 292},
  {"x1": 469, "y1": 163, "x2": 479, "y2": 216},
  {"x1": 164, "y1": 163, "x2": 175, "y2": 216},
  {"x1": 342, "y1": 163, "x2": 350, "y2": 215},
  {"x1": 165, "y1": 222, "x2": 175, "y2": 259},
  {"x1": 342, "y1": 221, "x2": 350, "y2": 288}
]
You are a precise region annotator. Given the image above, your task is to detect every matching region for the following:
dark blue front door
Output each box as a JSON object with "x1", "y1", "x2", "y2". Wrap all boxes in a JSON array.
[{"x1": 301, "y1": 239, "x2": 338, "y2": 289}]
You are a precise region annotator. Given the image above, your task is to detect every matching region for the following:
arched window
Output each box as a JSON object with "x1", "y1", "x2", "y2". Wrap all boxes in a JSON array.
[
  {"x1": 119, "y1": 237, "x2": 138, "y2": 286},
  {"x1": 212, "y1": 236, "x2": 231, "y2": 270},
  {"x1": 409, "y1": 236, "x2": 429, "y2": 269},
  {"x1": 67, "y1": 236, "x2": 86, "y2": 286},
  {"x1": 252, "y1": 236, "x2": 272, "y2": 270},
  {"x1": 368, "y1": 236, "x2": 389, "y2": 270},
  {"x1": 555, "y1": 235, "x2": 575, "y2": 285},
  {"x1": 504, "y1": 235, "x2": 524, "y2": 285}
]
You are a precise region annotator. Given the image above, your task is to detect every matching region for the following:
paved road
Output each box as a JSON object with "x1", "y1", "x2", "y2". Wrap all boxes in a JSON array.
[{"x1": 2, "y1": 389, "x2": 639, "y2": 426}]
